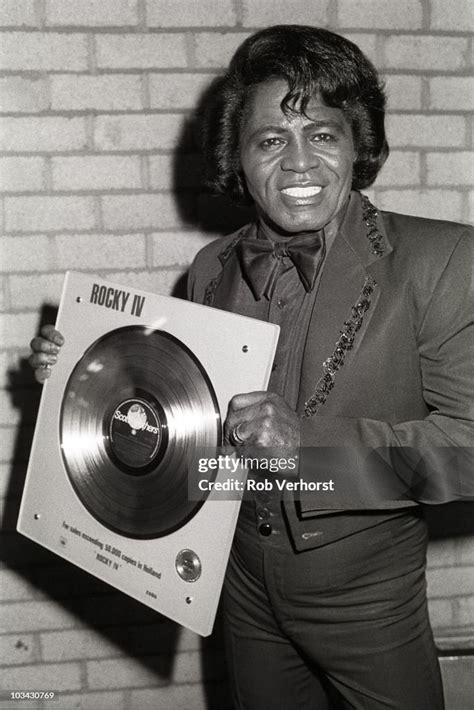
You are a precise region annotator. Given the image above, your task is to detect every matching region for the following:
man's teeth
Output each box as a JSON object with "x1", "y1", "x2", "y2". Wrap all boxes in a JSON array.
[{"x1": 281, "y1": 186, "x2": 322, "y2": 198}]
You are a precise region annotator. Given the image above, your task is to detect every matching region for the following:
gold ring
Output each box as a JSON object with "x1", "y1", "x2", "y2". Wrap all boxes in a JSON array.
[{"x1": 230, "y1": 424, "x2": 245, "y2": 445}]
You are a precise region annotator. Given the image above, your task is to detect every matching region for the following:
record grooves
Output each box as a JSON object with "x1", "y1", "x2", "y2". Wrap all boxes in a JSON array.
[{"x1": 59, "y1": 325, "x2": 221, "y2": 539}]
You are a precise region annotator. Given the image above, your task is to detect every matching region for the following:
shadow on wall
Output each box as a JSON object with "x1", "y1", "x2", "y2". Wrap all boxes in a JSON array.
[
  {"x1": 172, "y1": 74, "x2": 256, "y2": 237},
  {"x1": 423, "y1": 502, "x2": 474, "y2": 539}
]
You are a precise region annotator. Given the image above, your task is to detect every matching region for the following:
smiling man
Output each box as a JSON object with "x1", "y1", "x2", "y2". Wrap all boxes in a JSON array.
[
  {"x1": 29, "y1": 25, "x2": 473, "y2": 710},
  {"x1": 188, "y1": 25, "x2": 472, "y2": 710},
  {"x1": 239, "y1": 81, "x2": 355, "y2": 238}
]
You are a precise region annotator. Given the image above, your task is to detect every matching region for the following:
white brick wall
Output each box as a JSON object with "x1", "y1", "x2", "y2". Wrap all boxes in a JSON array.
[
  {"x1": 1, "y1": 235, "x2": 52, "y2": 272},
  {"x1": 0, "y1": 600, "x2": 79, "y2": 633},
  {"x1": 0, "y1": 569, "x2": 39, "y2": 601},
  {"x1": 374, "y1": 151, "x2": 420, "y2": 186},
  {"x1": 194, "y1": 32, "x2": 250, "y2": 68},
  {"x1": 101, "y1": 193, "x2": 182, "y2": 229},
  {"x1": 430, "y1": 77, "x2": 474, "y2": 111},
  {"x1": 242, "y1": 0, "x2": 330, "y2": 27},
  {"x1": 87, "y1": 650, "x2": 223, "y2": 689},
  {"x1": 94, "y1": 114, "x2": 186, "y2": 151},
  {"x1": 386, "y1": 115, "x2": 466, "y2": 148},
  {"x1": 95, "y1": 34, "x2": 187, "y2": 69},
  {"x1": 146, "y1": 0, "x2": 236, "y2": 27},
  {"x1": 148, "y1": 73, "x2": 216, "y2": 110},
  {"x1": 383, "y1": 35, "x2": 468, "y2": 71},
  {"x1": 54, "y1": 233, "x2": 146, "y2": 270},
  {"x1": 426, "y1": 152, "x2": 473, "y2": 185},
  {"x1": 338, "y1": 0, "x2": 423, "y2": 29},
  {"x1": 428, "y1": 568, "x2": 474, "y2": 598},
  {"x1": 0, "y1": 157, "x2": 45, "y2": 192},
  {"x1": 384, "y1": 75, "x2": 422, "y2": 110},
  {"x1": 1, "y1": 313, "x2": 39, "y2": 348},
  {"x1": 0, "y1": 634, "x2": 37, "y2": 665},
  {"x1": 51, "y1": 156, "x2": 142, "y2": 191},
  {"x1": 3, "y1": 662, "x2": 82, "y2": 691},
  {"x1": 51, "y1": 75, "x2": 143, "y2": 112},
  {"x1": 376, "y1": 189, "x2": 463, "y2": 222},
  {"x1": 0, "y1": 32, "x2": 88, "y2": 70},
  {"x1": 0, "y1": 77, "x2": 49, "y2": 113},
  {"x1": 9, "y1": 273, "x2": 75, "y2": 309},
  {"x1": 44, "y1": 691, "x2": 127, "y2": 710},
  {"x1": 40, "y1": 624, "x2": 202, "y2": 662},
  {"x1": 0, "y1": 0, "x2": 36, "y2": 26},
  {"x1": 41, "y1": 628, "x2": 127, "y2": 662},
  {"x1": 0, "y1": 117, "x2": 88, "y2": 152},
  {"x1": 431, "y1": 0, "x2": 473, "y2": 30},
  {"x1": 1, "y1": 0, "x2": 472, "y2": 706},
  {"x1": 45, "y1": 0, "x2": 139, "y2": 27},
  {"x1": 4, "y1": 195, "x2": 96, "y2": 232}
]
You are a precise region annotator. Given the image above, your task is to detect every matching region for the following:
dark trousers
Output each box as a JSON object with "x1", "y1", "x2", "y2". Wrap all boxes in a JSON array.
[{"x1": 223, "y1": 503, "x2": 444, "y2": 710}]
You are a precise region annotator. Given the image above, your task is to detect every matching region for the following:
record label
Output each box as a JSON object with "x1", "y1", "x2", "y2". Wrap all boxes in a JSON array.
[{"x1": 108, "y1": 397, "x2": 166, "y2": 473}]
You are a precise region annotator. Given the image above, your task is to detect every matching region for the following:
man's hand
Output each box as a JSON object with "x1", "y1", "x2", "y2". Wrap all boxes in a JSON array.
[
  {"x1": 28, "y1": 325, "x2": 64, "y2": 383},
  {"x1": 224, "y1": 391, "x2": 300, "y2": 448}
]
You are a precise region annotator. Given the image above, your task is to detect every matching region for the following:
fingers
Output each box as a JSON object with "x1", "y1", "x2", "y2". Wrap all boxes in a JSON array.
[
  {"x1": 225, "y1": 392, "x2": 270, "y2": 444},
  {"x1": 30, "y1": 327, "x2": 64, "y2": 355},
  {"x1": 30, "y1": 359, "x2": 54, "y2": 384},
  {"x1": 28, "y1": 351, "x2": 58, "y2": 370},
  {"x1": 226, "y1": 398, "x2": 275, "y2": 438},
  {"x1": 227, "y1": 391, "x2": 269, "y2": 412},
  {"x1": 28, "y1": 350, "x2": 58, "y2": 383},
  {"x1": 30, "y1": 336, "x2": 60, "y2": 356},
  {"x1": 40, "y1": 325, "x2": 64, "y2": 346},
  {"x1": 29, "y1": 325, "x2": 64, "y2": 384},
  {"x1": 34, "y1": 368, "x2": 51, "y2": 384},
  {"x1": 225, "y1": 392, "x2": 300, "y2": 448},
  {"x1": 225, "y1": 392, "x2": 269, "y2": 442}
]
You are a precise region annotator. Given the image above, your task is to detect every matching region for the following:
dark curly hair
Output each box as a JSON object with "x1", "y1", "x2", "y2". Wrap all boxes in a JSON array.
[{"x1": 201, "y1": 25, "x2": 389, "y2": 204}]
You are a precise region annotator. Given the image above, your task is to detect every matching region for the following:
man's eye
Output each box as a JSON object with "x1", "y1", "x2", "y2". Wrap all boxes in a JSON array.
[
  {"x1": 260, "y1": 137, "x2": 284, "y2": 150},
  {"x1": 311, "y1": 133, "x2": 336, "y2": 144}
]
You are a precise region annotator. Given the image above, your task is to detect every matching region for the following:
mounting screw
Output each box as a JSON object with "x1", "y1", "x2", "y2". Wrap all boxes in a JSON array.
[
  {"x1": 242, "y1": 345, "x2": 249, "y2": 353},
  {"x1": 185, "y1": 596, "x2": 193, "y2": 604},
  {"x1": 76, "y1": 296, "x2": 83, "y2": 303},
  {"x1": 34, "y1": 513, "x2": 41, "y2": 520}
]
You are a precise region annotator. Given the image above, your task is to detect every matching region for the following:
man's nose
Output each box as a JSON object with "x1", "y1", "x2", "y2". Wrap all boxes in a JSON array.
[{"x1": 281, "y1": 140, "x2": 319, "y2": 173}]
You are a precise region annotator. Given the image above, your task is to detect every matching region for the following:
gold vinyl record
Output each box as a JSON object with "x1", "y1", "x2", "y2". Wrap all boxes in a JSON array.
[{"x1": 60, "y1": 325, "x2": 221, "y2": 539}]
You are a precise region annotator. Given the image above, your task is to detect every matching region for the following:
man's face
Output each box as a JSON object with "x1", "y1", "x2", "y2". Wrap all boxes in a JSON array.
[{"x1": 239, "y1": 79, "x2": 356, "y2": 235}]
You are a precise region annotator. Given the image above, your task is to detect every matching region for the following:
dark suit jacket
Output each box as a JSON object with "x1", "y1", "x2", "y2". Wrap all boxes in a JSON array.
[{"x1": 188, "y1": 192, "x2": 473, "y2": 550}]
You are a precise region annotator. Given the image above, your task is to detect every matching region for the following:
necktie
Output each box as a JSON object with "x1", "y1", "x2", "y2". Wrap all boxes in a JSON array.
[{"x1": 238, "y1": 231, "x2": 326, "y2": 300}]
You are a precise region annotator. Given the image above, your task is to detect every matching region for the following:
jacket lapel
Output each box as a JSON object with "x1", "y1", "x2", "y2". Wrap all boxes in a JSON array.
[{"x1": 297, "y1": 192, "x2": 392, "y2": 415}]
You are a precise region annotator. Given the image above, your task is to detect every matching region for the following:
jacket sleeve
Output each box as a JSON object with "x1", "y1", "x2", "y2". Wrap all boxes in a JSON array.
[{"x1": 299, "y1": 231, "x2": 474, "y2": 506}]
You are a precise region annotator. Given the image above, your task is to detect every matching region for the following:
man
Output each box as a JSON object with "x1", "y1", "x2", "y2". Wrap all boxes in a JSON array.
[{"x1": 30, "y1": 25, "x2": 473, "y2": 709}]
